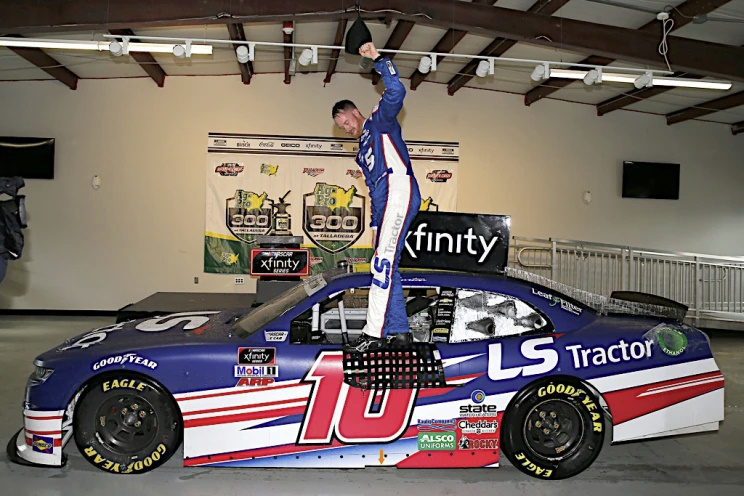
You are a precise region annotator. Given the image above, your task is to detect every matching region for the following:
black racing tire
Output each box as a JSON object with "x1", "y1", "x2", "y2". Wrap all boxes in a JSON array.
[
  {"x1": 73, "y1": 373, "x2": 181, "y2": 474},
  {"x1": 501, "y1": 376, "x2": 605, "y2": 480}
]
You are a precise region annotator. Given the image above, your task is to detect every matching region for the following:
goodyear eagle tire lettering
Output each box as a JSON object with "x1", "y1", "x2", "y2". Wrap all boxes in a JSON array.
[
  {"x1": 501, "y1": 376, "x2": 605, "y2": 480},
  {"x1": 74, "y1": 374, "x2": 181, "y2": 474}
]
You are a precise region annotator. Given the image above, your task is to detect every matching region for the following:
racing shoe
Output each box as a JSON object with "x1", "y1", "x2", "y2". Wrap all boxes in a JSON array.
[{"x1": 344, "y1": 333, "x2": 388, "y2": 353}]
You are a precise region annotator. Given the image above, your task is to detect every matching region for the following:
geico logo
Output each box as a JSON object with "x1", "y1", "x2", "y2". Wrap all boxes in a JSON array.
[
  {"x1": 488, "y1": 336, "x2": 558, "y2": 381},
  {"x1": 459, "y1": 404, "x2": 498, "y2": 415},
  {"x1": 281, "y1": 143, "x2": 300, "y2": 148},
  {"x1": 514, "y1": 452, "x2": 553, "y2": 478},
  {"x1": 84, "y1": 443, "x2": 166, "y2": 473},
  {"x1": 231, "y1": 214, "x2": 270, "y2": 227},
  {"x1": 538, "y1": 384, "x2": 602, "y2": 432},
  {"x1": 565, "y1": 339, "x2": 652, "y2": 369},
  {"x1": 102, "y1": 379, "x2": 146, "y2": 392},
  {"x1": 419, "y1": 433, "x2": 455, "y2": 443},
  {"x1": 308, "y1": 215, "x2": 359, "y2": 231}
]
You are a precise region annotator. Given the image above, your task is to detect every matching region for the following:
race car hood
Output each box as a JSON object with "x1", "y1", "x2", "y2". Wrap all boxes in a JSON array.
[{"x1": 35, "y1": 309, "x2": 248, "y2": 366}]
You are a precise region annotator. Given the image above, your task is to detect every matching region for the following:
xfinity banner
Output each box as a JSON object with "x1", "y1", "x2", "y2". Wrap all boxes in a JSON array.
[{"x1": 400, "y1": 212, "x2": 510, "y2": 274}]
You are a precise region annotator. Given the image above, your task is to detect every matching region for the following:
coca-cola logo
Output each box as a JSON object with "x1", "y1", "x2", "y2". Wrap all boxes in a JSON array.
[{"x1": 259, "y1": 141, "x2": 275, "y2": 148}]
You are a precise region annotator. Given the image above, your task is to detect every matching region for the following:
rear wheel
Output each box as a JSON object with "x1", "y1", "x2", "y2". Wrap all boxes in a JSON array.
[
  {"x1": 501, "y1": 376, "x2": 605, "y2": 480},
  {"x1": 74, "y1": 374, "x2": 181, "y2": 474}
]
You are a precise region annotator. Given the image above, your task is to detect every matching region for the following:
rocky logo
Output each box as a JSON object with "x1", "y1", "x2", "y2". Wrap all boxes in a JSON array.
[
  {"x1": 303, "y1": 183, "x2": 365, "y2": 254},
  {"x1": 426, "y1": 170, "x2": 453, "y2": 183},
  {"x1": 226, "y1": 190, "x2": 273, "y2": 244},
  {"x1": 303, "y1": 167, "x2": 325, "y2": 177},
  {"x1": 215, "y1": 163, "x2": 244, "y2": 177}
]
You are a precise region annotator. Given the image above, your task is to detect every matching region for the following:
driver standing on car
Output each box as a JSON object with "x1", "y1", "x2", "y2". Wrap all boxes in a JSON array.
[{"x1": 332, "y1": 41, "x2": 421, "y2": 352}]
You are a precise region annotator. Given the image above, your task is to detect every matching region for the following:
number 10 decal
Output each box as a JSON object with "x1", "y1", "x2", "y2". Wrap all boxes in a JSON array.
[{"x1": 298, "y1": 351, "x2": 418, "y2": 445}]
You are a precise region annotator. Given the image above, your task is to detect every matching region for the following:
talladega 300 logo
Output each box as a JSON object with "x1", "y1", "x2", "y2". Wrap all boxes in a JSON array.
[
  {"x1": 303, "y1": 183, "x2": 365, "y2": 254},
  {"x1": 225, "y1": 190, "x2": 273, "y2": 244}
]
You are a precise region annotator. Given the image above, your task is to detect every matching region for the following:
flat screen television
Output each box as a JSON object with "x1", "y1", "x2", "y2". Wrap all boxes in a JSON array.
[
  {"x1": 622, "y1": 161, "x2": 679, "y2": 200},
  {"x1": 0, "y1": 137, "x2": 55, "y2": 179}
]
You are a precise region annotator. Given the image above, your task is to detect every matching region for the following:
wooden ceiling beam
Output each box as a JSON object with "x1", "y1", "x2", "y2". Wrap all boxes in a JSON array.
[
  {"x1": 666, "y1": 91, "x2": 744, "y2": 125},
  {"x1": 109, "y1": 28, "x2": 166, "y2": 87},
  {"x1": 226, "y1": 23, "x2": 253, "y2": 85},
  {"x1": 371, "y1": 20, "x2": 415, "y2": 85},
  {"x1": 4, "y1": 35, "x2": 79, "y2": 90},
  {"x1": 324, "y1": 19, "x2": 348, "y2": 84}
]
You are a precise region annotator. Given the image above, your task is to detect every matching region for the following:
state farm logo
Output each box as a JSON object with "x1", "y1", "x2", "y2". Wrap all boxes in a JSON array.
[
  {"x1": 426, "y1": 170, "x2": 453, "y2": 183},
  {"x1": 281, "y1": 143, "x2": 300, "y2": 148},
  {"x1": 346, "y1": 169, "x2": 362, "y2": 179},
  {"x1": 215, "y1": 163, "x2": 245, "y2": 177},
  {"x1": 303, "y1": 168, "x2": 325, "y2": 177},
  {"x1": 259, "y1": 141, "x2": 275, "y2": 148}
]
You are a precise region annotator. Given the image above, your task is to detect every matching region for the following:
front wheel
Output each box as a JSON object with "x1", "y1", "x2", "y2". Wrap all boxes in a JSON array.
[
  {"x1": 501, "y1": 376, "x2": 605, "y2": 480},
  {"x1": 74, "y1": 374, "x2": 181, "y2": 474}
]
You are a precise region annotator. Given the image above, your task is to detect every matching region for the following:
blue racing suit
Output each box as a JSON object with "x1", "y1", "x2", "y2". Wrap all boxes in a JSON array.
[{"x1": 355, "y1": 57, "x2": 421, "y2": 338}]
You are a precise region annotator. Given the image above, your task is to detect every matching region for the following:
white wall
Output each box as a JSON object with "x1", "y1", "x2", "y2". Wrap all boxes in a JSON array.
[{"x1": 1, "y1": 73, "x2": 742, "y2": 310}]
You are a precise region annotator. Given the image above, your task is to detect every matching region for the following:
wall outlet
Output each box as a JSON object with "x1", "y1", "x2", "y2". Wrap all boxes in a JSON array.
[
  {"x1": 235, "y1": 277, "x2": 245, "y2": 285},
  {"x1": 194, "y1": 277, "x2": 199, "y2": 284}
]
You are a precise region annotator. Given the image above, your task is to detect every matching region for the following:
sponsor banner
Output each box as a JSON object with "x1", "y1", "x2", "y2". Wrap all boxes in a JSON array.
[
  {"x1": 400, "y1": 212, "x2": 510, "y2": 274},
  {"x1": 250, "y1": 249, "x2": 310, "y2": 277},
  {"x1": 205, "y1": 134, "x2": 458, "y2": 274},
  {"x1": 208, "y1": 134, "x2": 459, "y2": 161}
]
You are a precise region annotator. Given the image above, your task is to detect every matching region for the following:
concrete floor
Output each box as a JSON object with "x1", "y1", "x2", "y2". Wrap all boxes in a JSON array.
[{"x1": 1, "y1": 315, "x2": 743, "y2": 496}]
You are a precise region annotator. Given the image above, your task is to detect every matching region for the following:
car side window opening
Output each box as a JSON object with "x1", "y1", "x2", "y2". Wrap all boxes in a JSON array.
[
  {"x1": 449, "y1": 289, "x2": 553, "y2": 343},
  {"x1": 290, "y1": 286, "x2": 440, "y2": 345}
]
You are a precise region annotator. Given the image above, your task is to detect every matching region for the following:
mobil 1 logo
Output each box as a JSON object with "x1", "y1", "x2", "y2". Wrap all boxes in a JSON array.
[{"x1": 303, "y1": 183, "x2": 365, "y2": 254}]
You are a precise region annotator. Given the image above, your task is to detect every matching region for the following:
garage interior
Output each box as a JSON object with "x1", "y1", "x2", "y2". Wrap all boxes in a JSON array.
[{"x1": 1, "y1": 0, "x2": 743, "y2": 494}]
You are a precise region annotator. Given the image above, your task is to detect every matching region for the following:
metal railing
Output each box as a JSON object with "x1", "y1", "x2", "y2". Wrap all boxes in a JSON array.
[{"x1": 510, "y1": 237, "x2": 744, "y2": 330}]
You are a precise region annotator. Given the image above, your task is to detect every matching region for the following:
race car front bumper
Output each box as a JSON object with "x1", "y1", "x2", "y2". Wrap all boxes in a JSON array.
[
  {"x1": 7, "y1": 428, "x2": 67, "y2": 468},
  {"x1": 7, "y1": 409, "x2": 67, "y2": 468}
]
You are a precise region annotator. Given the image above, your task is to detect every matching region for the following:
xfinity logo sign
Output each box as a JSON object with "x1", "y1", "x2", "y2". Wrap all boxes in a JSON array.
[{"x1": 400, "y1": 212, "x2": 510, "y2": 274}]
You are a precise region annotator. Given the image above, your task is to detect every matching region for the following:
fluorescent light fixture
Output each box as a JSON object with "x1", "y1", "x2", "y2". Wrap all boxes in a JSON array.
[
  {"x1": 418, "y1": 55, "x2": 432, "y2": 74},
  {"x1": 0, "y1": 38, "x2": 109, "y2": 51},
  {"x1": 549, "y1": 69, "x2": 584, "y2": 80},
  {"x1": 124, "y1": 43, "x2": 212, "y2": 55},
  {"x1": 634, "y1": 72, "x2": 653, "y2": 89},
  {"x1": 652, "y1": 78, "x2": 732, "y2": 90},
  {"x1": 475, "y1": 59, "x2": 490, "y2": 78}
]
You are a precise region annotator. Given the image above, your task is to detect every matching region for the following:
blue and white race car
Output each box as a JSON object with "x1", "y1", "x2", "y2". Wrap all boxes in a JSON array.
[{"x1": 9, "y1": 267, "x2": 724, "y2": 479}]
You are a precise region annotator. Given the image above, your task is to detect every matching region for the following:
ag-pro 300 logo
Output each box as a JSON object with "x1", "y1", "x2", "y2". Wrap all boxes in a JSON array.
[
  {"x1": 303, "y1": 183, "x2": 365, "y2": 254},
  {"x1": 226, "y1": 190, "x2": 273, "y2": 244}
]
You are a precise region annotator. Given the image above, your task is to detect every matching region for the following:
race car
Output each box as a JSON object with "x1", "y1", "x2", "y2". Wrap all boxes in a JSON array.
[{"x1": 9, "y1": 266, "x2": 724, "y2": 479}]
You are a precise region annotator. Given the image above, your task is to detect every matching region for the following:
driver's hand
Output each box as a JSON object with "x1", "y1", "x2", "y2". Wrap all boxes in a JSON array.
[{"x1": 359, "y1": 42, "x2": 379, "y2": 60}]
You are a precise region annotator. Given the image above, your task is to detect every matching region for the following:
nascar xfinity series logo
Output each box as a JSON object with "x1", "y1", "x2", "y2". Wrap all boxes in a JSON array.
[
  {"x1": 225, "y1": 190, "x2": 273, "y2": 244},
  {"x1": 303, "y1": 183, "x2": 365, "y2": 254}
]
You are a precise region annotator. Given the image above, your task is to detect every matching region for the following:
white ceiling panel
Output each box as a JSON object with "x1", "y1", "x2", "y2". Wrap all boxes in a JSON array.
[
  {"x1": 553, "y1": 0, "x2": 680, "y2": 29},
  {"x1": 0, "y1": 48, "x2": 55, "y2": 81}
]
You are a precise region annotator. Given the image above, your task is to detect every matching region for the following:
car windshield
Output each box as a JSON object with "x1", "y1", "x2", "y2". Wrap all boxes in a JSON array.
[{"x1": 232, "y1": 267, "x2": 351, "y2": 338}]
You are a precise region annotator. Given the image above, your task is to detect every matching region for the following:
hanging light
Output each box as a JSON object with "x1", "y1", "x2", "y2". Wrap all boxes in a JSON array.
[
  {"x1": 531, "y1": 63, "x2": 548, "y2": 81},
  {"x1": 236, "y1": 45, "x2": 250, "y2": 64},
  {"x1": 108, "y1": 41, "x2": 123, "y2": 57},
  {"x1": 583, "y1": 69, "x2": 600, "y2": 85},
  {"x1": 298, "y1": 48, "x2": 315, "y2": 66},
  {"x1": 634, "y1": 72, "x2": 653, "y2": 89},
  {"x1": 475, "y1": 60, "x2": 490, "y2": 78},
  {"x1": 418, "y1": 56, "x2": 432, "y2": 74},
  {"x1": 173, "y1": 44, "x2": 186, "y2": 58}
]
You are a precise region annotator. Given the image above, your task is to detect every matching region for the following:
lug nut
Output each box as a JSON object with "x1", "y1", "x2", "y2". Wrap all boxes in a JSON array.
[
  {"x1": 131, "y1": 404, "x2": 139, "y2": 410},
  {"x1": 535, "y1": 421, "x2": 542, "y2": 428},
  {"x1": 550, "y1": 412, "x2": 557, "y2": 418},
  {"x1": 554, "y1": 423, "x2": 559, "y2": 429},
  {"x1": 539, "y1": 411, "x2": 546, "y2": 418},
  {"x1": 139, "y1": 411, "x2": 146, "y2": 418},
  {"x1": 134, "y1": 421, "x2": 141, "y2": 427},
  {"x1": 121, "y1": 408, "x2": 128, "y2": 414},
  {"x1": 543, "y1": 429, "x2": 550, "y2": 435}
]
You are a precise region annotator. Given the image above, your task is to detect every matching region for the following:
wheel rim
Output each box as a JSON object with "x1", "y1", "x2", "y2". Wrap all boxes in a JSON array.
[
  {"x1": 94, "y1": 394, "x2": 158, "y2": 455},
  {"x1": 522, "y1": 398, "x2": 584, "y2": 461}
]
